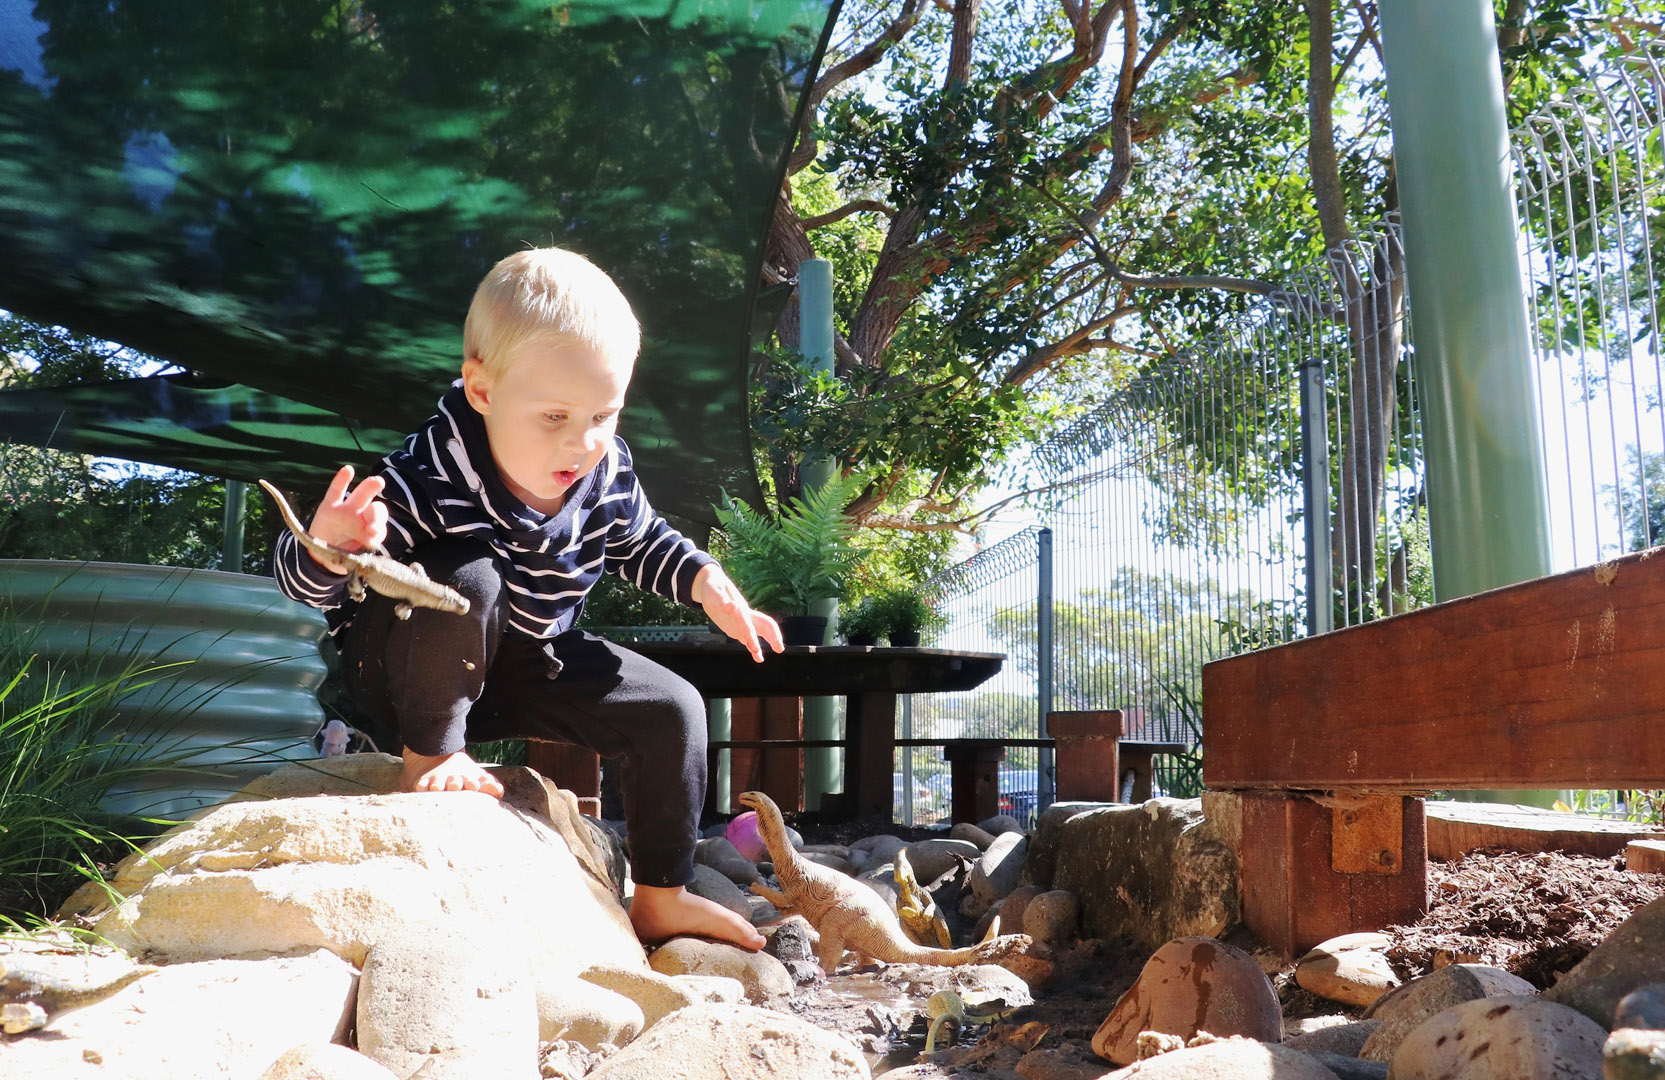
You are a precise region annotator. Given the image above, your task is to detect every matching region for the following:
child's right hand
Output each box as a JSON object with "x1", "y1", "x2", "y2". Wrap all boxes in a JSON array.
[{"x1": 305, "y1": 465, "x2": 388, "y2": 573}]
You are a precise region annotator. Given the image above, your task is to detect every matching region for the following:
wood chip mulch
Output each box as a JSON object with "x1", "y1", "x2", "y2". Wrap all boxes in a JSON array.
[{"x1": 1382, "y1": 849, "x2": 1663, "y2": 990}]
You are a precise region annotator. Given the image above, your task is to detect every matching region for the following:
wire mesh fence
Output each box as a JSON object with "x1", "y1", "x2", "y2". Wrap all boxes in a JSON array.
[
  {"x1": 1515, "y1": 43, "x2": 1665, "y2": 571},
  {"x1": 900, "y1": 43, "x2": 1664, "y2": 824}
]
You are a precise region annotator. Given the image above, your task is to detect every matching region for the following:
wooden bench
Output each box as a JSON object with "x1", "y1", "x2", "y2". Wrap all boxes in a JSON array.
[{"x1": 1203, "y1": 547, "x2": 1665, "y2": 955}]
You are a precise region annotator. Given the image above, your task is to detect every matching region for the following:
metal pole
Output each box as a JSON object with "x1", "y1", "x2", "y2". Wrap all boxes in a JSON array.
[
  {"x1": 1299, "y1": 358, "x2": 1334, "y2": 636},
  {"x1": 708, "y1": 698, "x2": 731, "y2": 814},
  {"x1": 1037, "y1": 527, "x2": 1055, "y2": 811},
  {"x1": 796, "y1": 258, "x2": 841, "y2": 811},
  {"x1": 221, "y1": 479, "x2": 247, "y2": 573},
  {"x1": 1378, "y1": 0, "x2": 1550, "y2": 597}
]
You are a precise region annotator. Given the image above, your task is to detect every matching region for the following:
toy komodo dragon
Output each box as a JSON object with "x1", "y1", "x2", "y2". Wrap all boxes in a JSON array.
[
  {"x1": 258, "y1": 479, "x2": 469, "y2": 619},
  {"x1": 1, "y1": 962, "x2": 158, "y2": 1034},
  {"x1": 740, "y1": 790, "x2": 1038, "y2": 976}
]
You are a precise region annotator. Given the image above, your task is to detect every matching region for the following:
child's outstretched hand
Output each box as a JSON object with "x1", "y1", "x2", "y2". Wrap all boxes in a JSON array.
[
  {"x1": 305, "y1": 464, "x2": 389, "y2": 573},
  {"x1": 694, "y1": 564, "x2": 783, "y2": 663}
]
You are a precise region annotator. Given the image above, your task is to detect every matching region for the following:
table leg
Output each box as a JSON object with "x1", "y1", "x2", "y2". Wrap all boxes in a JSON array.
[{"x1": 845, "y1": 691, "x2": 897, "y2": 821}]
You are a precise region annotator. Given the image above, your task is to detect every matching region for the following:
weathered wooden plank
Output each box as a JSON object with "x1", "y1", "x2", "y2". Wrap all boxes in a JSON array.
[
  {"x1": 1425, "y1": 800, "x2": 1663, "y2": 860},
  {"x1": 1203, "y1": 549, "x2": 1665, "y2": 790}
]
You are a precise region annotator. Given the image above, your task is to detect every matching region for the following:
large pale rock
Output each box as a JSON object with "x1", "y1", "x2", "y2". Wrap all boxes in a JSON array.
[
  {"x1": 905, "y1": 837, "x2": 982, "y2": 883},
  {"x1": 1296, "y1": 933, "x2": 1401, "y2": 1008},
  {"x1": 1388, "y1": 995, "x2": 1606, "y2": 1079},
  {"x1": 65, "y1": 784, "x2": 644, "y2": 980},
  {"x1": 971, "y1": 832, "x2": 1031, "y2": 907},
  {"x1": 535, "y1": 971, "x2": 645, "y2": 1047},
  {"x1": 259, "y1": 1044, "x2": 402, "y2": 1080},
  {"x1": 848, "y1": 834, "x2": 908, "y2": 876},
  {"x1": 1102, "y1": 1036, "x2": 1342, "y2": 1078},
  {"x1": 0, "y1": 949, "x2": 357, "y2": 1080},
  {"x1": 578, "y1": 964, "x2": 743, "y2": 1029},
  {"x1": 953, "y1": 822, "x2": 999, "y2": 849},
  {"x1": 1023, "y1": 890, "x2": 1082, "y2": 945},
  {"x1": 1285, "y1": 1019, "x2": 1382, "y2": 1058},
  {"x1": 647, "y1": 937, "x2": 794, "y2": 1002},
  {"x1": 1050, "y1": 799, "x2": 1238, "y2": 950},
  {"x1": 1020, "y1": 801, "x2": 1100, "y2": 890},
  {"x1": 356, "y1": 930, "x2": 539, "y2": 1080},
  {"x1": 583, "y1": 1003, "x2": 870, "y2": 1080},
  {"x1": 1092, "y1": 936, "x2": 1282, "y2": 1066},
  {"x1": 875, "y1": 961, "x2": 1035, "y2": 1009},
  {"x1": 1359, "y1": 964, "x2": 1538, "y2": 1062},
  {"x1": 1547, "y1": 895, "x2": 1665, "y2": 1030}
]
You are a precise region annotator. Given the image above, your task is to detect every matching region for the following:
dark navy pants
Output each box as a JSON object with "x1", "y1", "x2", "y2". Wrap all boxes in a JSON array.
[{"x1": 337, "y1": 536, "x2": 707, "y2": 888}]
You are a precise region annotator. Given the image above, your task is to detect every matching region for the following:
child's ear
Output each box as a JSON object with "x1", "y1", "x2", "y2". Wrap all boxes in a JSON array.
[{"x1": 461, "y1": 357, "x2": 493, "y2": 415}]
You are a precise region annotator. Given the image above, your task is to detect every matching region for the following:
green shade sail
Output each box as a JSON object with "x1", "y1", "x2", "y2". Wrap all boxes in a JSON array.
[{"x1": 0, "y1": 0, "x2": 834, "y2": 522}]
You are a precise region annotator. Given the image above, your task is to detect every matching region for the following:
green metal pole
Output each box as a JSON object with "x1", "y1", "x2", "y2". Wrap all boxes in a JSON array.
[
  {"x1": 222, "y1": 479, "x2": 247, "y2": 573},
  {"x1": 1378, "y1": 0, "x2": 1550, "y2": 598},
  {"x1": 1378, "y1": 0, "x2": 1554, "y2": 807},
  {"x1": 708, "y1": 697, "x2": 732, "y2": 814},
  {"x1": 797, "y1": 258, "x2": 841, "y2": 812}
]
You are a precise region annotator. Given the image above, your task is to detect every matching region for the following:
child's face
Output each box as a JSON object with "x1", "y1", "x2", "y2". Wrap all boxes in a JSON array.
[{"x1": 461, "y1": 339, "x2": 631, "y2": 514}]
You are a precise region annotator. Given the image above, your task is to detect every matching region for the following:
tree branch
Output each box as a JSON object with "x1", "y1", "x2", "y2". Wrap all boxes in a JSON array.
[
  {"x1": 800, "y1": 199, "x2": 899, "y2": 230},
  {"x1": 1307, "y1": 0, "x2": 1352, "y2": 251},
  {"x1": 788, "y1": 0, "x2": 927, "y2": 175}
]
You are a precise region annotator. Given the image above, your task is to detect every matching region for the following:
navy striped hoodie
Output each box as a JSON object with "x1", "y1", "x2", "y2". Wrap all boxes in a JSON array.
[{"x1": 274, "y1": 382, "x2": 713, "y2": 638}]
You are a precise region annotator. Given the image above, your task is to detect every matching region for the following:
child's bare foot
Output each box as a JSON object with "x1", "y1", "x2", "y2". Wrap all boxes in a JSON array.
[
  {"x1": 400, "y1": 748, "x2": 505, "y2": 799},
  {"x1": 629, "y1": 884, "x2": 766, "y2": 951}
]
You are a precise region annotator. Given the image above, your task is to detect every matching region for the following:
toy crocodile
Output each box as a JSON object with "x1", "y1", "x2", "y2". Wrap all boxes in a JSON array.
[
  {"x1": 1, "y1": 962, "x2": 158, "y2": 1034},
  {"x1": 258, "y1": 479, "x2": 470, "y2": 619},
  {"x1": 740, "y1": 790, "x2": 1036, "y2": 974}
]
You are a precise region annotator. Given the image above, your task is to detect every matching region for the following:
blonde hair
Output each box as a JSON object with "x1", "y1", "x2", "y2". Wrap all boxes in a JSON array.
[{"x1": 463, "y1": 248, "x2": 640, "y2": 379}]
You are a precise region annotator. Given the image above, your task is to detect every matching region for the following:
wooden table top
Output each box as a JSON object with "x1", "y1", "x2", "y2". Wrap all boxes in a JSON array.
[{"x1": 622, "y1": 641, "x2": 1005, "y2": 698}]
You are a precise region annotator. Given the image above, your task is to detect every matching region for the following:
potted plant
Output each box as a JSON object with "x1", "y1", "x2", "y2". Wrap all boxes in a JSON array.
[
  {"x1": 837, "y1": 597, "x2": 887, "y2": 647},
  {"x1": 874, "y1": 587, "x2": 943, "y2": 647},
  {"x1": 713, "y1": 475, "x2": 865, "y2": 646}
]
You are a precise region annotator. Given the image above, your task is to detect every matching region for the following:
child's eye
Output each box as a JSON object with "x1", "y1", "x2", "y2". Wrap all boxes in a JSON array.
[
  {"x1": 543, "y1": 412, "x2": 567, "y2": 424},
  {"x1": 593, "y1": 413, "x2": 615, "y2": 425}
]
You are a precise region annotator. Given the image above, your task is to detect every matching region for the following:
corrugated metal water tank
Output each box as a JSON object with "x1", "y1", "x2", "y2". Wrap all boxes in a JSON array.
[{"x1": 0, "y1": 560, "x2": 327, "y2": 816}]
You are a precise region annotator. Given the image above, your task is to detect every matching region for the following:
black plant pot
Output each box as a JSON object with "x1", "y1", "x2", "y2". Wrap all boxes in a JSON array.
[
  {"x1": 780, "y1": 615, "x2": 829, "y2": 647},
  {"x1": 887, "y1": 630, "x2": 921, "y2": 647},
  {"x1": 843, "y1": 633, "x2": 879, "y2": 647}
]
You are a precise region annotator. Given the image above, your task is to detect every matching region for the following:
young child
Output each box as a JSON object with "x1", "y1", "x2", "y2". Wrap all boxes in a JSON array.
[{"x1": 273, "y1": 247, "x2": 781, "y2": 950}]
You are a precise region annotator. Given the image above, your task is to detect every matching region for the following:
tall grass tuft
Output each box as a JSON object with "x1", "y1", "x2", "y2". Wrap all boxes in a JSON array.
[
  {"x1": 0, "y1": 600, "x2": 303, "y2": 928},
  {"x1": 0, "y1": 650, "x2": 197, "y2": 923}
]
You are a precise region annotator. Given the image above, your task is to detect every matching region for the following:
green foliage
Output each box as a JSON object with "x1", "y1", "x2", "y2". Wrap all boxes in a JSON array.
[
  {"x1": 0, "y1": 444, "x2": 269, "y2": 573},
  {"x1": 1569, "y1": 788, "x2": 1663, "y2": 826},
  {"x1": 1154, "y1": 679, "x2": 1205, "y2": 799},
  {"x1": 0, "y1": 642, "x2": 194, "y2": 925},
  {"x1": 575, "y1": 573, "x2": 705, "y2": 628},
  {"x1": 872, "y1": 586, "x2": 945, "y2": 639},
  {"x1": 1610, "y1": 447, "x2": 1665, "y2": 554},
  {"x1": 837, "y1": 596, "x2": 888, "y2": 642},
  {"x1": 711, "y1": 474, "x2": 867, "y2": 616}
]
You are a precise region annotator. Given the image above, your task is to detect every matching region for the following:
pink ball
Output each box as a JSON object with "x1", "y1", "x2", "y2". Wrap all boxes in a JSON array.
[{"x1": 725, "y1": 810, "x2": 768, "y2": 861}]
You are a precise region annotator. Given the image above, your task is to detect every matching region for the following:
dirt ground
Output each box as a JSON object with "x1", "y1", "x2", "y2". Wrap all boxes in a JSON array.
[{"x1": 765, "y1": 835, "x2": 1664, "y2": 1077}]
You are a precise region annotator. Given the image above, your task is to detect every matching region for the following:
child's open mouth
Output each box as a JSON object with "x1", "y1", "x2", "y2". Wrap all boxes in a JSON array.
[{"x1": 554, "y1": 469, "x2": 578, "y2": 486}]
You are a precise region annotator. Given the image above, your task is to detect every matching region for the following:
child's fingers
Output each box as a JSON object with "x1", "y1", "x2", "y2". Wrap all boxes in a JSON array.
[
  {"x1": 755, "y1": 612, "x2": 784, "y2": 654},
  {"x1": 322, "y1": 464, "x2": 354, "y2": 505},
  {"x1": 345, "y1": 473, "x2": 386, "y2": 511},
  {"x1": 364, "y1": 501, "x2": 389, "y2": 548}
]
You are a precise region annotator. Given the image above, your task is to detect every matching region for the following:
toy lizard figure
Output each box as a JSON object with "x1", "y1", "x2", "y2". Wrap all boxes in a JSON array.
[
  {"x1": 923, "y1": 988, "x2": 1016, "y2": 1052},
  {"x1": 1, "y1": 962, "x2": 158, "y2": 1034},
  {"x1": 258, "y1": 479, "x2": 470, "y2": 619},
  {"x1": 739, "y1": 790, "x2": 1037, "y2": 975},
  {"x1": 894, "y1": 847, "x2": 952, "y2": 948}
]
